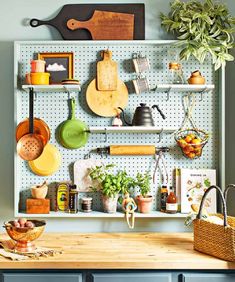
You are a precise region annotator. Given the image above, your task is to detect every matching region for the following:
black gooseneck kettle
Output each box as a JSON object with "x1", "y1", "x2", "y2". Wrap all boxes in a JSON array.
[{"x1": 118, "y1": 103, "x2": 166, "y2": 126}]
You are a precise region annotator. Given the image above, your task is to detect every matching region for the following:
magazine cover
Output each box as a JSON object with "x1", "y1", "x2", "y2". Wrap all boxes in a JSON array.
[{"x1": 180, "y1": 169, "x2": 216, "y2": 214}]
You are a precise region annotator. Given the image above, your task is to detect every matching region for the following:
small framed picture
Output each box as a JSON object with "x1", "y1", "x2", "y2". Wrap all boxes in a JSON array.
[{"x1": 38, "y1": 52, "x2": 74, "y2": 84}]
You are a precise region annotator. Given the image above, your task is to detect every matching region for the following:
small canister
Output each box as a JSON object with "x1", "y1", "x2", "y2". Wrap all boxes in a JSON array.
[
  {"x1": 68, "y1": 185, "x2": 78, "y2": 213},
  {"x1": 31, "y1": 59, "x2": 46, "y2": 73},
  {"x1": 81, "y1": 197, "x2": 92, "y2": 213}
]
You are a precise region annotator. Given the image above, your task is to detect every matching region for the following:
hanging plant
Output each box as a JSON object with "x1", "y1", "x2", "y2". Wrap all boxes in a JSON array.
[{"x1": 160, "y1": 0, "x2": 235, "y2": 70}]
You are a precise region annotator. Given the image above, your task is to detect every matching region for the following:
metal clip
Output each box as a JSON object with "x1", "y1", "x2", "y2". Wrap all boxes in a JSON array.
[
  {"x1": 157, "y1": 128, "x2": 164, "y2": 143},
  {"x1": 165, "y1": 87, "x2": 172, "y2": 101},
  {"x1": 199, "y1": 87, "x2": 208, "y2": 102},
  {"x1": 103, "y1": 128, "x2": 108, "y2": 143}
]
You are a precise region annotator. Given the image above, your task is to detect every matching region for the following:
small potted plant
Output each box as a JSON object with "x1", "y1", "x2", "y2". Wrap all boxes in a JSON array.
[
  {"x1": 160, "y1": 0, "x2": 235, "y2": 70},
  {"x1": 89, "y1": 164, "x2": 134, "y2": 213},
  {"x1": 135, "y1": 171, "x2": 153, "y2": 213}
]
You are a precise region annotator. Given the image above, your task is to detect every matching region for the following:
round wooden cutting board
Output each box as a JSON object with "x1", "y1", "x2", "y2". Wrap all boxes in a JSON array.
[{"x1": 86, "y1": 78, "x2": 128, "y2": 117}]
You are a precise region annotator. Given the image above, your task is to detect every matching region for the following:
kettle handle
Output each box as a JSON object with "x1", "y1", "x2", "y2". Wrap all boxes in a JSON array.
[
  {"x1": 118, "y1": 107, "x2": 132, "y2": 126},
  {"x1": 152, "y1": 105, "x2": 166, "y2": 120}
]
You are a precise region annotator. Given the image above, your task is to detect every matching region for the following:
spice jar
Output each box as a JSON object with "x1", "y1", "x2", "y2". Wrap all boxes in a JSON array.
[
  {"x1": 168, "y1": 62, "x2": 185, "y2": 84},
  {"x1": 81, "y1": 197, "x2": 92, "y2": 213},
  {"x1": 68, "y1": 185, "x2": 78, "y2": 213},
  {"x1": 166, "y1": 186, "x2": 178, "y2": 214},
  {"x1": 160, "y1": 184, "x2": 168, "y2": 212},
  {"x1": 167, "y1": 49, "x2": 185, "y2": 84}
]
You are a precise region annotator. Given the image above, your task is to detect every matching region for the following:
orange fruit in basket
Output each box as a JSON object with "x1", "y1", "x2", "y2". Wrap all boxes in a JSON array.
[
  {"x1": 187, "y1": 145, "x2": 195, "y2": 152},
  {"x1": 183, "y1": 147, "x2": 191, "y2": 155},
  {"x1": 185, "y1": 135, "x2": 193, "y2": 143},
  {"x1": 188, "y1": 152, "x2": 196, "y2": 159},
  {"x1": 178, "y1": 139, "x2": 187, "y2": 148},
  {"x1": 189, "y1": 133, "x2": 196, "y2": 140},
  {"x1": 191, "y1": 138, "x2": 201, "y2": 147},
  {"x1": 194, "y1": 148, "x2": 202, "y2": 156}
]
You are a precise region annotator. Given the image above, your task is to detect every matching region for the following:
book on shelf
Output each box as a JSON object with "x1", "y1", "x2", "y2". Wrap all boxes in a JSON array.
[{"x1": 175, "y1": 168, "x2": 217, "y2": 214}]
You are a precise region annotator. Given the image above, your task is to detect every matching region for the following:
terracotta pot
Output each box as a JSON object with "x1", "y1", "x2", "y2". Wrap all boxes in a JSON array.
[
  {"x1": 102, "y1": 195, "x2": 118, "y2": 213},
  {"x1": 188, "y1": 70, "x2": 206, "y2": 85},
  {"x1": 136, "y1": 195, "x2": 153, "y2": 213}
]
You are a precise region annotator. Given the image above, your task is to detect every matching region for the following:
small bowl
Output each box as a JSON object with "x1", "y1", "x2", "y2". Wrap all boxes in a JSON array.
[
  {"x1": 31, "y1": 185, "x2": 48, "y2": 199},
  {"x1": 4, "y1": 220, "x2": 46, "y2": 252}
]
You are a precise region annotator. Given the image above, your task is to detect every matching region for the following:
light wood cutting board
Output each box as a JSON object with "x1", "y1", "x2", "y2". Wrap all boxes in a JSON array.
[
  {"x1": 86, "y1": 78, "x2": 128, "y2": 117},
  {"x1": 97, "y1": 50, "x2": 118, "y2": 91}
]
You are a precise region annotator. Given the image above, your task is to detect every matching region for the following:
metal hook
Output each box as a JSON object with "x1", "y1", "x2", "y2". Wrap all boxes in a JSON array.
[
  {"x1": 84, "y1": 152, "x2": 91, "y2": 159},
  {"x1": 157, "y1": 128, "x2": 164, "y2": 143},
  {"x1": 165, "y1": 87, "x2": 172, "y2": 102},
  {"x1": 199, "y1": 87, "x2": 208, "y2": 102},
  {"x1": 103, "y1": 128, "x2": 108, "y2": 143}
]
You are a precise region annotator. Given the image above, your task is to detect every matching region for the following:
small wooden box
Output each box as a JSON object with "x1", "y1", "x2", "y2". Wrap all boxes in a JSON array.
[{"x1": 26, "y1": 199, "x2": 50, "y2": 214}]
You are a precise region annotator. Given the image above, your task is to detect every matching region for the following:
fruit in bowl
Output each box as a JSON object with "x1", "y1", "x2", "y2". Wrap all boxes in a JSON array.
[
  {"x1": 4, "y1": 218, "x2": 46, "y2": 252},
  {"x1": 176, "y1": 130, "x2": 209, "y2": 159}
]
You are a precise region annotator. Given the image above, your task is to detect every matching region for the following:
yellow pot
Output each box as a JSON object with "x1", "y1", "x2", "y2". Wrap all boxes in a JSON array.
[{"x1": 30, "y1": 72, "x2": 50, "y2": 85}]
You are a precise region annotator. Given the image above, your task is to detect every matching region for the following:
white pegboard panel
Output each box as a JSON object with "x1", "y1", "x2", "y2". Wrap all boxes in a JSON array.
[{"x1": 15, "y1": 41, "x2": 218, "y2": 213}]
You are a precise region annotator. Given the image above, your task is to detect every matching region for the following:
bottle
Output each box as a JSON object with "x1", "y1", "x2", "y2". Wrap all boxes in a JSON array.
[
  {"x1": 166, "y1": 186, "x2": 178, "y2": 214},
  {"x1": 160, "y1": 184, "x2": 168, "y2": 212},
  {"x1": 68, "y1": 185, "x2": 78, "y2": 213}
]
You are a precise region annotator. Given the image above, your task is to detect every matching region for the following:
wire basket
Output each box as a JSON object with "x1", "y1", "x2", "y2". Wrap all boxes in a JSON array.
[{"x1": 174, "y1": 128, "x2": 209, "y2": 159}]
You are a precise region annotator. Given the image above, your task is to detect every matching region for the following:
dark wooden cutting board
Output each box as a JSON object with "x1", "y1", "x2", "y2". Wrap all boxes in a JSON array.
[{"x1": 30, "y1": 4, "x2": 145, "y2": 40}]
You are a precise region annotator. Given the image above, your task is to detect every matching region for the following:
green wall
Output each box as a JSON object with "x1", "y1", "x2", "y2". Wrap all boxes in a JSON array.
[{"x1": 0, "y1": 0, "x2": 234, "y2": 232}]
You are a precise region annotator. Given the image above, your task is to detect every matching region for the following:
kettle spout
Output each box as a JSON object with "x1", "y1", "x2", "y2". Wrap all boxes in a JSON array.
[{"x1": 118, "y1": 107, "x2": 132, "y2": 126}]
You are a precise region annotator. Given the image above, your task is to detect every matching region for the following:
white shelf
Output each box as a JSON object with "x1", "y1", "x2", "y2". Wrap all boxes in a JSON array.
[
  {"x1": 16, "y1": 211, "x2": 187, "y2": 218},
  {"x1": 153, "y1": 84, "x2": 215, "y2": 92},
  {"x1": 89, "y1": 126, "x2": 176, "y2": 134},
  {"x1": 22, "y1": 84, "x2": 81, "y2": 92}
]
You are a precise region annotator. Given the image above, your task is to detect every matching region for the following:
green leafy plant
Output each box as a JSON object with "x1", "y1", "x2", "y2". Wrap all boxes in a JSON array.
[
  {"x1": 89, "y1": 164, "x2": 135, "y2": 198},
  {"x1": 160, "y1": 0, "x2": 235, "y2": 70},
  {"x1": 135, "y1": 171, "x2": 152, "y2": 198}
]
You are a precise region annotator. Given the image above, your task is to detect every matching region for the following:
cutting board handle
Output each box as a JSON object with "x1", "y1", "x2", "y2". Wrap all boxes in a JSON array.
[
  {"x1": 67, "y1": 18, "x2": 92, "y2": 31},
  {"x1": 30, "y1": 18, "x2": 54, "y2": 27}
]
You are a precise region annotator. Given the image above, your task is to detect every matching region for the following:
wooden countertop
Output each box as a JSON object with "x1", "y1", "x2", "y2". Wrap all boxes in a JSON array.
[{"x1": 0, "y1": 233, "x2": 235, "y2": 270}]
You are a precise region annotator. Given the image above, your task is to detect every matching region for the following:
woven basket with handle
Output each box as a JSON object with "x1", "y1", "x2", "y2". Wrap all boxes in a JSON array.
[{"x1": 194, "y1": 185, "x2": 235, "y2": 261}]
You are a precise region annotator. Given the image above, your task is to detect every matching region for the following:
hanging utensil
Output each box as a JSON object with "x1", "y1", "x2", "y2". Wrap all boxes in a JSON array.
[
  {"x1": 153, "y1": 150, "x2": 169, "y2": 185},
  {"x1": 97, "y1": 50, "x2": 118, "y2": 91},
  {"x1": 86, "y1": 50, "x2": 128, "y2": 117},
  {"x1": 16, "y1": 118, "x2": 51, "y2": 146},
  {"x1": 93, "y1": 145, "x2": 169, "y2": 156},
  {"x1": 58, "y1": 98, "x2": 89, "y2": 149},
  {"x1": 16, "y1": 89, "x2": 44, "y2": 161}
]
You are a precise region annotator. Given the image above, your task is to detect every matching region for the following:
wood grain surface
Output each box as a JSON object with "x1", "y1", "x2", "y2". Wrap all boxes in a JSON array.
[
  {"x1": 97, "y1": 50, "x2": 118, "y2": 91},
  {"x1": 86, "y1": 79, "x2": 128, "y2": 117},
  {"x1": 109, "y1": 145, "x2": 156, "y2": 155},
  {"x1": 0, "y1": 233, "x2": 234, "y2": 269},
  {"x1": 67, "y1": 10, "x2": 134, "y2": 40}
]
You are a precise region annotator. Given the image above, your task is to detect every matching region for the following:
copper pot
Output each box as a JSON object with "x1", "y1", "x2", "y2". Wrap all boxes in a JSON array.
[{"x1": 16, "y1": 118, "x2": 51, "y2": 146}]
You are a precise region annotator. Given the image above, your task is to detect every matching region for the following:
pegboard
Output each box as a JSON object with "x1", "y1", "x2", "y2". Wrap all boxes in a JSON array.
[{"x1": 14, "y1": 41, "x2": 219, "y2": 214}]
